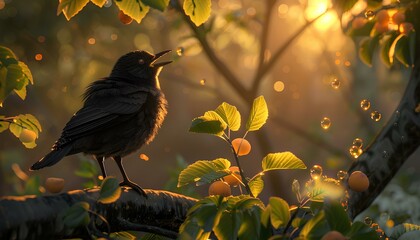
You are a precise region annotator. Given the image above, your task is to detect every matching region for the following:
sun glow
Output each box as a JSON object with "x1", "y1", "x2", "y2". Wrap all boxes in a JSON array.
[{"x1": 305, "y1": 0, "x2": 337, "y2": 31}]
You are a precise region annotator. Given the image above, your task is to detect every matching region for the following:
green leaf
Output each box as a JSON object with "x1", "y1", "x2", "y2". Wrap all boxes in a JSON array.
[
  {"x1": 183, "y1": 0, "x2": 211, "y2": 26},
  {"x1": 262, "y1": 152, "x2": 306, "y2": 172},
  {"x1": 390, "y1": 223, "x2": 420, "y2": 239},
  {"x1": 324, "y1": 200, "x2": 351, "y2": 233},
  {"x1": 23, "y1": 175, "x2": 42, "y2": 195},
  {"x1": 62, "y1": 201, "x2": 90, "y2": 228},
  {"x1": 177, "y1": 158, "x2": 231, "y2": 187},
  {"x1": 57, "y1": 0, "x2": 90, "y2": 20},
  {"x1": 260, "y1": 205, "x2": 271, "y2": 227},
  {"x1": 359, "y1": 35, "x2": 380, "y2": 67},
  {"x1": 115, "y1": 0, "x2": 150, "y2": 23},
  {"x1": 214, "y1": 211, "x2": 241, "y2": 240},
  {"x1": 215, "y1": 102, "x2": 241, "y2": 131},
  {"x1": 189, "y1": 111, "x2": 226, "y2": 136},
  {"x1": 299, "y1": 211, "x2": 329, "y2": 240},
  {"x1": 0, "y1": 117, "x2": 10, "y2": 133},
  {"x1": 0, "y1": 46, "x2": 17, "y2": 60},
  {"x1": 9, "y1": 122, "x2": 21, "y2": 138},
  {"x1": 249, "y1": 175, "x2": 264, "y2": 197},
  {"x1": 380, "y1": 31, "x2": 400, "y2": 67},
  {"x1": 238, "y1": 206, "x2": 262, "y2": 240},
  {"x1": 269, "y1": 197, "x2": 290, "y2": 229},
  {"x1": 0, "y1": 47, "x2": 33, "y2": 104},
  {"x1": 90, "y1": 0, "x2": 106, "y2": 7},
  {"x1": 246, "y1": 96, "x2": 268, "y2": 131},
  {"x1": 346, "y1": 221, "x2": 379, "y2": 240},
  {"x1": 394, "y1": 33, "x2": 415, "y2": 67},
  {"x1": 98, "y1": 177, "x2": 122, "y2": 204},
  {"x1": 142, "y1": 0, "x2": 169, "y2": 12}
]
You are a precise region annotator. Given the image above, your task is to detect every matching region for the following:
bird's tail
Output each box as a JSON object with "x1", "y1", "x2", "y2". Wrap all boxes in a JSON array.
[{"x1": 30, "y1": 145, "x2": 72, "y2": 171}]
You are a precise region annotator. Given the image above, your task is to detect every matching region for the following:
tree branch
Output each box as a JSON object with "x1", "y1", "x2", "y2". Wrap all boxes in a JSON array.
[
  {"x1": 0, "y1": 188, "x2": 197, "y2": 239},
  {"x1": 347, "y1": 57, "x2": 420, "y2": 219}
]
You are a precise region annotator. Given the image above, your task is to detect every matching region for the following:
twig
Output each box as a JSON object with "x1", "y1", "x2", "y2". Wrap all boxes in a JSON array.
[{"x1": 117, "y1": 217, "x2": 178, "y2": 239}]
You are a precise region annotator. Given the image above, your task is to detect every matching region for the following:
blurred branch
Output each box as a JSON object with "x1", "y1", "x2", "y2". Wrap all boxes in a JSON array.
[
  {"x1": 250, "y1": 10, "x2": 329, "y2": 97},
  {"x1": 173, "y1": 2, "x2": 346, "y2": 159},
  {"x1": 0, "y1": 189, "x2": 197, "y2": 239}
]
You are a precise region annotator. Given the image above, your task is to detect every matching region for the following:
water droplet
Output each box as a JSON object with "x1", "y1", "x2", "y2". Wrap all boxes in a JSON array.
[
  {"x1": 360, "y1": 99, "x2": 371, "y2": 111},
  {"x1": 340, "y1": 199, "x2": 348, "y2": 210},
  {"x1": 382, "y1": 151, "x2": 389, "y2": 159},
  {"x1": 200, "y1": 79, "x2": 206, "y2": 85},
  {"x1": 352, "y1": 138, "x2": 363, "y2": 148},
  {"x1": 176, "y1": 47, "x2": 184, "y2": 56},
  {"x1": 371, "y1": 111, "x2": 382, "y2": 122},
  {"x1": 365, "y1": 10, "x2": 375, "y2": 20},
  {"x1": 320, "y1": 117, "x2": 331, "y2": 130},
  {"x1": 331, "y1": 78, "x2": 340, "y2": 89},
  {"x1": 337, "y1": 170, "x2": 348, "y2": 180},
  {"x1": 310, "y1": 165, "x2": 323, "y2": 180},
  {"x1": 364, "y1": 217, "x2": 373, "y2": 226},
  {"x1": 273, "y1": 81, "x2": 285, "y2": 92},
  {"x1": 349, "y1": 146, "x2": 363, "y2": 159}
]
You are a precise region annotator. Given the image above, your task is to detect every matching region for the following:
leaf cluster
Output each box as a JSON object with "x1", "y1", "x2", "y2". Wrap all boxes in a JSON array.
[{"x1": 57, "y1": 0, "x2": 212, "y2": 26}]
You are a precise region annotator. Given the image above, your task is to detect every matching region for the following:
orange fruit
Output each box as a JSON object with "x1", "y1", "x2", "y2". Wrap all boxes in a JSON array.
[
  {"x1": 118, "y1": 10, "x2": 133, "y2": 25},
  {"x1": 45, "y1": 177, "x2": 65, "y2": 193},
  {"x1": 223, "y1": 166, "x2": 242, "y2": 186},
  {"x1": 392, "y1": 11, "x2": 405, "y2": 25},
  {"x1": 19, "y1": 129, "x2": 37, "y2": 143},
  {"x1": 231, "y1": 138, "x2": 251, "y2": 156},
  {"x1": 376, "y1": 10, "x2": 389, "y2": 24},
  {"x1": 321, "y1": 231, "x2": 346, "y2": 240},
  {"x1": 208, "y1": 181, "x2": 231, "y2": 197},
  {"x1": 348, "y1": 171, "x2": 369, "y2": 192}
]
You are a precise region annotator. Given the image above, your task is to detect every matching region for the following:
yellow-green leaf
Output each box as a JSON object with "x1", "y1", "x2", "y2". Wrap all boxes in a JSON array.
[
  {"x1": 0, "y1": 116, "x2": 10, "y2": 133},
  {"x1": 246, "y1": 96, "x2": 268, "y2": 132},
  {"x1": 380, "y1": 31, "x2": 399, "y2": 67},
  {"x1": 90, "y1": 0, "x2": 106, "y2": 7},
  {"x1": 269, "y1": 197, "x2": 290, "y2": 229},
  {"x1": 358, "y1": 35, "x2": 379, "y2": 67},
  {"x1": 189, "y1": 111, "x2": 227, "y2": 136},
  {"x1": 262, "y1": 152, "x2": 307, "y2": 171},
  {"x1": 177, "y1": 158, "x2": 231, "y2": 187},
  {"x1": 183, "y1": 0, "x2": 211, "y2": 26},
  {"x1": 249, "y1": 175, "x2": 264, "y2": 198},
  {"x1": 115, "y1": 0, "x2": 150, "y2": 24},
  {"x1": 98, "y1": 177, "x2": 122, "y2": 204},
  {"x1": 215, "y1": 102, "x2": 241, "y2": 131},
  {"x1": 57, "y1": 0, "x2": 90, "y2": 21}
]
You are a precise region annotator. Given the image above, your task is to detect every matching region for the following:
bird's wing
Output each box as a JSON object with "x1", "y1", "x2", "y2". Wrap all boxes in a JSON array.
[{"x1": 61, "y1": 83, "x2": 150, "y2": 139}]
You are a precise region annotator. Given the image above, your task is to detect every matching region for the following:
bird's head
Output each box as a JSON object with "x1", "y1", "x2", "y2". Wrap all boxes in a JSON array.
[{"x1": 110, "y1": 50, "x2": 172, "y2": 87}]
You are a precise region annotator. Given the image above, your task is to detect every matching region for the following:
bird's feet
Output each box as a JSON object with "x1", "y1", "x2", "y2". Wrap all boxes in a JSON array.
[{"x1": 119, "y1": 180, "x2": 147, "y2": 197}]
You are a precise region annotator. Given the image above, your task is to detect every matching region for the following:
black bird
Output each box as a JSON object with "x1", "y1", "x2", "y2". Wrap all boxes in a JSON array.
[{"x1": 30, "y1": 50, "x2": 172, "y2": 196}]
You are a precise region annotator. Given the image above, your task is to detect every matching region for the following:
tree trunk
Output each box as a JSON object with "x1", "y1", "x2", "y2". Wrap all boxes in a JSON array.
[
  {"x1": 0, "y1": 189, "x2": 197, "y2": 239},
  {"x1": 347, "y1": 57, "x2": 420, "y2": 219}
]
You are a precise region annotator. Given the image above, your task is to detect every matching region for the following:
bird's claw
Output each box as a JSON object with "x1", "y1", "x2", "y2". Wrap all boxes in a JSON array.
[{"x1": 119, "y1": 180, "x2": 147, "y2": 198}]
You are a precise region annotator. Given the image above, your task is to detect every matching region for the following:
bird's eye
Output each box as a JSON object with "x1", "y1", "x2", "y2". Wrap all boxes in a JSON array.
[{"x1": 138, "y1": 59, "x2": 145, "y2": 64}]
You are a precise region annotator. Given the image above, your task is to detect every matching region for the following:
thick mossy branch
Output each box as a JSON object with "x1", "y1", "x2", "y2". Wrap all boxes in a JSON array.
[
  {"x1": 0, "y1": 188, "x2": 197, "y2": 239},
  {"x1": 347, "y1": 56, "x2": 420, "y2": 219}
]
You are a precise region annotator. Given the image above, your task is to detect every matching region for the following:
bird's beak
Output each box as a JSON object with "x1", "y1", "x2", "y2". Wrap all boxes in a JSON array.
[{"x1": 152, "y1": 50, "x2": 173, "y2": 67}]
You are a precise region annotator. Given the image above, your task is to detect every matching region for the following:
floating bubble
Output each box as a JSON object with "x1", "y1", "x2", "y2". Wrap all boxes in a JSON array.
[
  {"x1": 365, "y1": 10, "x2": 375, "y2": 20},
  {"x1": 360, "y1": 99, "x2": 371, "y2": 111},
  {"x1": 331, "y1": 78, "x2": 340, "y2": 89},
  {"x1": 176, "y1": 47, "x2": 184, "y2": 56},
  {"x1": 364, "y1": 217, "x2": 373, "y2": 226},
  {"x1": 370, "y1": 111, "x2": 382, "y2": 122},
  {"x1": 352, "y1": 138, "x2": 363, "y2": 149},
  {"x1": 273, "y1": 81, "x2": 285, "y2": 92},
  {"x1": 320, "y1": 117, "x2": 331, "y2": 130},
  {"x1": 337, "y1": 170, "x2": 348, "y2": 180},
  {"x1": 349, "y1": 146, "x2": 363, "y2": 159},
  {"x1": 200, "y1": 79, "x2": 206, "y2": 85},
  {"x1": 310, "y1": 165, "x2": 323, "y2": 180}
]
